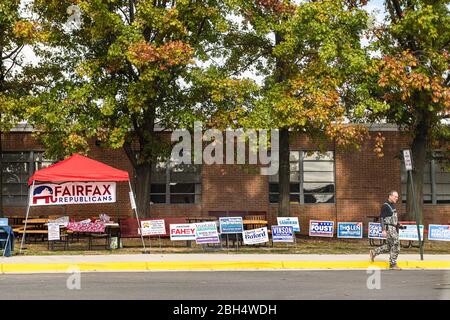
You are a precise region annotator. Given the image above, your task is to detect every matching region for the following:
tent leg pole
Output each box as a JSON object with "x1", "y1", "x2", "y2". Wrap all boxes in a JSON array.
[
  {"x1": 20, "y1": 181, "x2": 35, "y2": 254},
  {"x1": 128, "y1": 181, "x2": 147, "y2": 253}
]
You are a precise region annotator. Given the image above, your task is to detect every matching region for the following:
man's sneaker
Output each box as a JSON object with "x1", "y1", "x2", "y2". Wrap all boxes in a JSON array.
[
  {"x1": 369, "y1": 250, "x2": 375, "y2": 262},
  {"x1": 389, "y1": 264, "x2": 402, "y2": 270}
]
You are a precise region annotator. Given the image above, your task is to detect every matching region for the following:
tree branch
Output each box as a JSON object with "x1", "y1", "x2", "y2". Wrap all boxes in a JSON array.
[
  {"x1": 1, "y1": 45, "x2": 24, "y2": 61},
  {"x1": 390, "y1": 0, "x2": 403, "y2": 20}
]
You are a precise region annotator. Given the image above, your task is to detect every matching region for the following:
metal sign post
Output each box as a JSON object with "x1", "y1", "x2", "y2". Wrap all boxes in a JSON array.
[{"x1": 403, "y1": 149, "x2": 424, "y2": 260}]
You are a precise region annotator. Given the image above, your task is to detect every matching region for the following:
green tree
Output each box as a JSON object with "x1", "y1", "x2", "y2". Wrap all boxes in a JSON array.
[
  {"x1": 0, "y1": 0, "x2": 39, "y2": 216},
  {"x1": 27, "y1": 0, "x2": 251, "y2": 217},
  {"x1": 362, "y1": 0, "x2": 449, "y2": 222},
  {"x1": 223, "y1": 0, "x2": 370, "y2": 216}
]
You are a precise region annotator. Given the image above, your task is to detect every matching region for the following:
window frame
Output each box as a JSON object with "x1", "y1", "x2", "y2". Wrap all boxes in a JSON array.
[
  {"x1": 150, "y1": 161, "x2": 202, "y2": 205},
  {"x1": 1, "y1": 151, "x2": 54, "y2": 207},
  {"x1": 401, "y1": 154, "x2": 450, "y2": 205},
  {"x1": 269, "y1": 150, "x2": 336, "y2": 205}
]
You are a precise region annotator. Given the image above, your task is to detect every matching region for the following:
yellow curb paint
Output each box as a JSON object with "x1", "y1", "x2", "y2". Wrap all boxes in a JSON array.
[
  {"x1": 146, "y1": 261, "x2": 284, "y2": 271},
  {"x1": 282, "y1": 261, "x2": 380, "y2": 269},
  {"x1": 1, "y1": 260, "x2": 450, "y2": 273},
  {"x1": 1, "y1": 262, "x2": 148, "y2": 273}
]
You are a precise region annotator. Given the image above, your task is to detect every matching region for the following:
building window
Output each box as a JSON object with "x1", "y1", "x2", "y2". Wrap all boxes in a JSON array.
[
  {"x1": 150, "y1": 160, "x2": 201, "y2": 204},
  {"x1": 269, "y1": 151, "x2": 300, "y2": 203},
  {"x1": 269, "y1": 151, "x2": 335, "y2": 204},
  {"x1": 401, "y1": 154, "x2": 450, "y2": 204},
  {"x1": 1, "y1": 151, "x2": 54, "y2": 206},
  {"x1": 303, "y1": 151, "x2": 335, "y2": 203}
]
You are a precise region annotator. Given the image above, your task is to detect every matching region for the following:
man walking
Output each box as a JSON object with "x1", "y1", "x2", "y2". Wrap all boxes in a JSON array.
[{"x1": 369, "y1": 190, "x2": 402, "y2": 270}]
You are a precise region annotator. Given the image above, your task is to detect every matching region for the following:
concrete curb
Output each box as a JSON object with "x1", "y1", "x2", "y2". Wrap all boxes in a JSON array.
[{"x1": 2, "y1": 260, "x2": 450, "y2": 273}]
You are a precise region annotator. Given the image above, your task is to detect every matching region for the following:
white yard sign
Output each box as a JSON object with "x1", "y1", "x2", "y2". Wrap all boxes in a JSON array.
[
  {"x1": 195, "y1": 222, "x2": 220, "y2": 244},
  {"x1": 169, "y1": 224, "x2": 197, "y2": 241},
  {"x1": 277, "y1": 217, "x2": 300, "y2": 232},
  {"x1": 141, "y1": 219, "x2": 166, "y2": 236},
  {"x1": 47, "y1": 223, "x2": 61, "y2": 241},
  {"x1": 243, "y1": 227, "x2": 269, "y2": 245}
]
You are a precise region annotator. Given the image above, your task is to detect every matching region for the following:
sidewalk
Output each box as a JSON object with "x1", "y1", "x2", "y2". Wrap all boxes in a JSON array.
[{"x1": 1, "y1": 254, "x2": 450, "y2": 273}]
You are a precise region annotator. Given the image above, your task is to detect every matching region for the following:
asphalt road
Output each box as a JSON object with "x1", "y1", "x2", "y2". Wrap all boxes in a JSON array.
[{"x1": 1, "y1": 270, "x2": 450, "y2": 300}]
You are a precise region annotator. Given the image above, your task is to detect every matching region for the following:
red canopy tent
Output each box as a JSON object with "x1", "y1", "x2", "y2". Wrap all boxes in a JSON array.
[
  {"x1": 21, "y1": 154, "x2": 146, "y2": 252},
  {"x1": 28, "y1": 153, "x2": 130, "y2": 184}
]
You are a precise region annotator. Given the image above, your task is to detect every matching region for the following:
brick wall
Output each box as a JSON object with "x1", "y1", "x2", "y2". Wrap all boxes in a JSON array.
[{"x1": 2, "y1": 130, "x2": 449, "y2": 232}]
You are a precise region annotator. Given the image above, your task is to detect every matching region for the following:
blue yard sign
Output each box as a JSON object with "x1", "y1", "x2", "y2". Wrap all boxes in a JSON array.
[
  {"x1": 428, "y1": 224, "x2": 450, "y2": 242},
  {"x1": 272, "y1": 226, "x2": 294, "y2": 243},
  {"x1": 219, "y1": 217, "x2": 243, "y2": 234},
  {"x1": 337, "y1": 222, "x2": 363, "y2": 239},
  {"x1": 368, "y1": 222, "x2": 386, "y2": 239}
]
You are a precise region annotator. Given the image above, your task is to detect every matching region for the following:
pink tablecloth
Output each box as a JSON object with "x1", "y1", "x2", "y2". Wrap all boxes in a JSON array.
[{"x1": 67, "y1": 222, "x2": 106, "y2": 233}]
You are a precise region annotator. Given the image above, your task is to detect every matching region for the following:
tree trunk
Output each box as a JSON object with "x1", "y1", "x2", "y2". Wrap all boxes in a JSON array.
[
  {"x1": 278, "y1": 128, "x2": 290, "y2": 217},
  {"x1": 0, "y1": 40, "x2": 4, "y2": 218},
  {"x1": 275, "y1": 29, "x2": 290, "y2": 217},
  {"x1": 135, "y1": 163, "x2": 152, "y2": 218},
  {"x1": 123, "y1": 141, "x2": 152, "y2": 218},
  {"x1": 0, "y1": 130, "x2": 3, "y2": 218},
  {"x1": 406, "y1": 118, "x2": 428, "y2": 224}
]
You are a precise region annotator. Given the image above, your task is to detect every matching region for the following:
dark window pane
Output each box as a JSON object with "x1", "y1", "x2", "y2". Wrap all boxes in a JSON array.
[
  {"x1": 269, "y1": 194, "x2": 279, "y2": 203},
  {"x1": 303, "y1": 183, "x2": 335, "y2": 193},
  {"x1": 269, "y1": 183, "x2": 279, "y2": 193},
  {"x1": 304, "y1": 194, "x2": 335, "y2": 203},
  {"x1": 290, "y1": 194, "x2": 300, "y2": 203},
  {"x1": 290, "y1": 183, "x2": 300, "y2": 193},
  {"x1": 151, "y1": 184, "x2": 166, "y2": 193},
  {"x1": 170, "y1": 164, "x2": 201, "y2": 183},
  {"x1": 170, "y1": 194, "x2": 195, "y2": 203},
  {"x1": 2, "y1": 183, "x2": 27, "y2": 195},
  {"x1": 1, "y1": 152, "x2": 31, "y2": 162},
  {"x1": 170, "y1": 183, "x2": 195, "y2": 193},
  {"x1": 3, "y1": 195, "x2": 28, "y2": 206},
  {"x1": 150, "y1": 195, "x2": 166, "y2": 203}
]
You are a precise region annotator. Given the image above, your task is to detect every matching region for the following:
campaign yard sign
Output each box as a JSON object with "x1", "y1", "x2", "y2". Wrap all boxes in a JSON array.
[
  {"x1": 141, "y1": 219, "x2": 166, "y2": 236},
  {"x1": 47, "y1": 222, "x2": 61, "y2": 241},
  {"x1": 243, "y1": 227, "x2": 269, "y2": 245},
  {"x1": 272, "y1": 226, "x2": 294, "y2": 243},
  {"x1": 428, "y1": 225, "x2": 450, "y2": 241},
  {"x1": 169, "y1": 223, "x2": 196, "y2": 241},
  {"x1": 219, "y1": 217, "x2": 243, "y2": 234},
  {"x1": 337, "y1": 222, "x2": 363, "y2": 239},
  {"x1": 277, "y1": 217, "x2": 300, "y2": 232},
  {"x1": 398, "y1": 224, "x2": 424, "y2": 241},
  {"x1": 309, "y1": 220, "x2": 334, "y2": 237},
  {"x1": 195, "y1": 222, "x2": 220, "y2": 244},
  {"x1": 31, "y1": 182, "x2": 116, "y2": 206},
  {"x1": 368, "y1": 222, "x2": 386, "y2": 239}
]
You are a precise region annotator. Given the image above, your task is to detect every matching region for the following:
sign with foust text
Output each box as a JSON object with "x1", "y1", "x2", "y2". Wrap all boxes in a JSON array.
[
  {"x1": 31, "y1": 182, "x2": 116, "y2": 206},
  {"x1": 309, "y1": 220, "x2": 334, "y2": 237}
]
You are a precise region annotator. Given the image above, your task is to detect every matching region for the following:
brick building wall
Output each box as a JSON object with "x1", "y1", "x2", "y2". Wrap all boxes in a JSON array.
[{"x1": 2, "y1": 129, "x2": 449, "y2": 233}]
